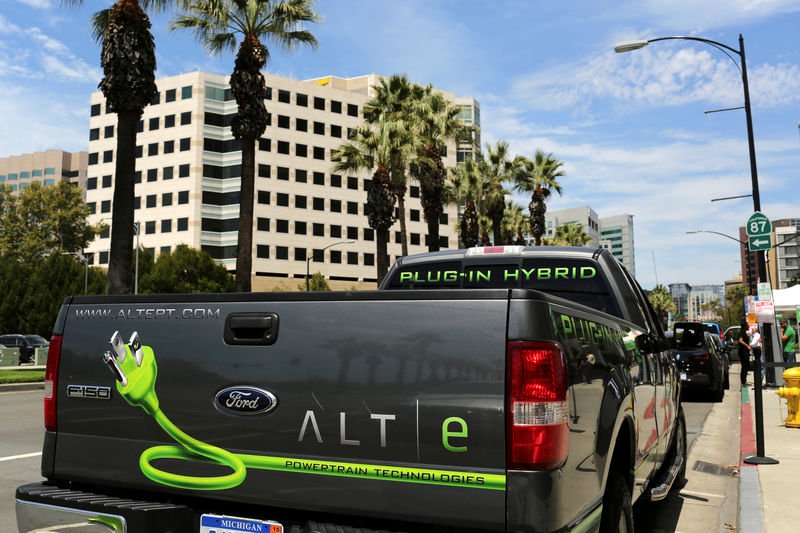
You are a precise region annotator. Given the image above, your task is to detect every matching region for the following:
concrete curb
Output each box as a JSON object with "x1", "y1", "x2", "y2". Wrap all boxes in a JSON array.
[{"x1": 0, "y1": 382, "x2": 44, "y2": 393}]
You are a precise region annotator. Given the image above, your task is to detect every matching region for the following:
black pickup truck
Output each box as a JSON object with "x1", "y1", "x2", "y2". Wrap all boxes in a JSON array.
[{"x1": 17, "y1": 246, "x2": 684, "y2": 533}]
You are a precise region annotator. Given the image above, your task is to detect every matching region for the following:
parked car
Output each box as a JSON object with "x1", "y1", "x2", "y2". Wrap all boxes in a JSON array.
[
  {"x1": 723, "y1": 326, "x2": 742, "y2": 362},
  {"x1": 702, "y1": 322, "x2": 724, "y2": 349},
  {"x1": 0, "y1": 334, "x2": 48, "y2": 364},
  {"x1": 672, "y1": 322, "x2": 729, "y2": 400}
]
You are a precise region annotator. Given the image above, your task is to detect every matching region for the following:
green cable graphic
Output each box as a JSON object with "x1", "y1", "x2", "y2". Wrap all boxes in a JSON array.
[{"x1": 107, "y1": 334, "x2": 505, "y2": 491}]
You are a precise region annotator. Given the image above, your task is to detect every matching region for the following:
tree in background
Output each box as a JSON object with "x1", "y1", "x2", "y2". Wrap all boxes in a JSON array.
[
  {"x1": 514, "y1": 150, "x2": 564, "y2": 245},
  {"x1": 447, "y1": 155, "x2": 483, "y2": 248},
  {"x1": 501, "y1": 202, "x2": 528, "y2": 245},
  {"x1": 552, "y1": 223, "x2": 592, "y2": 247},
  {"x1": 139, "y1": 245, "x2": 235, "y2": 293},
  {"x1": 482, "y1": 141, "x2": 515, "y2": 245},
  {"x1": 63, "y1": 0, "x2": 165, "y2": 294},
  {"x1": 725, "y1": 284, "x2": 750, "y2": 328},
  {"x1": 173, "y1": 0, "x2": 319, "y2": 292},
  {"x1": 297, "y1": 272, "x2": 331, "y2": 291},
  {"x1": 648, "y1": 284, "x2": 676, "y2": 327},
  {"x1": 0, "y1": 182, "x2": 104, "y2": 262}
]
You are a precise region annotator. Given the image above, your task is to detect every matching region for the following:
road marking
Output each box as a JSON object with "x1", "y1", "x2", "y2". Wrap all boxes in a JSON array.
[{"x1": 0, "y1": 451, "x2": 41, "y2": 462}]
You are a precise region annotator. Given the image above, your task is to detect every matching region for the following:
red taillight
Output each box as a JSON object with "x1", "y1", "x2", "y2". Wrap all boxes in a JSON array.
[
  {"x1": 44, "y1": 335, "x2": 62, "y2": 431},
  {"x1": 507, "y1": 341, "x2": 569, "y2": 470}
]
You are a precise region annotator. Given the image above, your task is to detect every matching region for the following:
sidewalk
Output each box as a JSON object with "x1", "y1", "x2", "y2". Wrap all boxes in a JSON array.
[{"x1": 740, "y1": 368, "x2": 800, "y2": 532}]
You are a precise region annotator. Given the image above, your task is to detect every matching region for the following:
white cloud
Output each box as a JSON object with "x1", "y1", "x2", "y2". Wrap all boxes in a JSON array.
[
  {"x1": 620, "y1": 0, "x2": 800, "y2": 32},
  {"x1": 16, "y1": 0, "x2": 53, "y2": 8}
]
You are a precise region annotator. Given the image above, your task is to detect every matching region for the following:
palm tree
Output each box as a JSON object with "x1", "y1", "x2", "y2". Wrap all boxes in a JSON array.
[
  {"x1": 501, "y1": 202, "x2": 528, "y2": 245},
  {"x1": 482, "y1": 141, "x2": 515, "y2": 245},
  {"x1": 514, "y1": 150, "x2": 564, "y2": 245},
  {"x1": 63, "y1": 0, "x2": 168, "y2": 294},
  {"x1": 333, "y1": 116, "x2": 413, "y2": 283},
  {"x1": 553, "y1": 223, "x2": 592, "y2": 246},
  {"x1": 363, "y1": 75, "x2": 423, "y2": 257},
  {"x1": 410, "y1": 88, "x2": 476, "y2": 252},
  {"x1": 172, "y1": 0, "x2": 319, "y2": 292},
  {"x1": 648, "y1": 284, "x2": 676, "y2": 327},
  {"x1": 447, "y1": 155, "x2": 483, "y2": 248}
]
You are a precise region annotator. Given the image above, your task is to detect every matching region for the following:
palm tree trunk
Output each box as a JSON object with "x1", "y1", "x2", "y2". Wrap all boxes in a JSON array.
[
  {"x1": 397, "y1": 193, "x2": 408, "y2": 257},
  {"x1": 377, "y1": 229, "x2": 390, "y2": 284},
  {"x1": 421, "y1": 146, "x2": 445, "y2": 252},
  {"x1": 106, "y1": 110, "x2": 138, "y2": 295},
  {"x1": 234, "y1": 137, "x2": 255, "y2": 292}
]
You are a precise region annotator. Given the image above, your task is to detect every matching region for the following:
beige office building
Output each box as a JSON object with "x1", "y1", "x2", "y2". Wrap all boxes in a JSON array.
[
  {"x1": 84, "y1": 71, "x2": 479, "y2": 290},
  {"x1": 0, "y1": 150, "x2": 88, "y2": 195}
]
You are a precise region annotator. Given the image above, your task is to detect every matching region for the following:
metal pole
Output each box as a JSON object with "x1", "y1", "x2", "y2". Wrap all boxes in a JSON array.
[
  {"x1": 134, "y1": 222, "x2": 140, "y2": 295},
  {"x1": 306, "y1": 255, "x2": 311, "y2": 291},
  {"x1": 84, "y1": 257, "x2": 88, "y2": 295}
]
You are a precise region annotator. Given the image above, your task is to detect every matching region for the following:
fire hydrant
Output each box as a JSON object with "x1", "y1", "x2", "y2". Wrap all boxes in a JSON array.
[{"x1": 776, "y1": 366, "x2": 800, "y2": 428}]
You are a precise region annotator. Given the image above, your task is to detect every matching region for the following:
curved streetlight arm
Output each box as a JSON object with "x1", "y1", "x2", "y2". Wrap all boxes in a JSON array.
[
  {"x1": 686, "y1": 229, "x2": 747, "y2": 246},
  {"x1": 305, "y1": 240, "x2": 356, "y2": 291}
]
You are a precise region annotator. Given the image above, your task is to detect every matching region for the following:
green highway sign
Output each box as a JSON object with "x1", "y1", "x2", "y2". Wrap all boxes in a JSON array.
[
  {"x1": 746, "y1": 211, "x2": 771, "y2": 237},
  {"x1": 749, "y1": 234, "x2": 772, "y2": 251}
]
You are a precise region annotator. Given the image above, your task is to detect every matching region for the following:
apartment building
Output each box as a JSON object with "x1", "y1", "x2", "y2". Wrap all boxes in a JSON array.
[
  {"x1": 0, "y1": 150, "x2": 88, "y2": 195},
  {"x1": 768, "y1": 218, "x2": 800, "y2": 289},
  {"x1": 543, "y1": 206, "x2": 636, "y2": 275},
  {"x1": 84, "y1": 71, "x2": 479, "y2": 290}
]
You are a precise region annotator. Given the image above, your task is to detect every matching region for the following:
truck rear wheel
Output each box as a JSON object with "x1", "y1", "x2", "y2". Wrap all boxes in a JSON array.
[
  {"x1": 671, "y1": 406, "x2": 687, "y2": 491},
  {"x1": 600, "y1": 471, "x2": 634, "y2": 533}
]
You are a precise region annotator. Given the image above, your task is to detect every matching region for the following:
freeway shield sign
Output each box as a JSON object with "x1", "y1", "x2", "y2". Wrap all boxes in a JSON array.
[
  {"x1": 746, "y1": 212, "x2": 771, "y2": 237},
  {"x1": 749, "y1": 234, "x2": 772, "y2": 251}
]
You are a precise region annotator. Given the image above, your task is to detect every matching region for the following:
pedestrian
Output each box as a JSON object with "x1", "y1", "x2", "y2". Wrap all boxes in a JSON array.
[
  {"x1": 749, "y1": 324, "x2": 763, "y2": 386},
  {"x1": 780, "y1": 318, "x2": 797, "y2": 364},
  {"x1": 738, "y1": 321, "x2": 751, "y2": 386}
]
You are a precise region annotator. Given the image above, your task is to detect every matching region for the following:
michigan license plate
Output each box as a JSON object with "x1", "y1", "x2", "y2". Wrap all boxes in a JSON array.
[{"x1": 200, "y1": 514, "x2": 283, "y2": 533}]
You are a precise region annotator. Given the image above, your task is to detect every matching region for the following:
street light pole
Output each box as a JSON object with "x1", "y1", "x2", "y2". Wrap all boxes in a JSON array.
[
  {"x1": 61, "y1": 251, "x2": 90, "y2": 295},
  {"x1": 133, "y1": 222, "x2": 140, "y2": 295},
  {"x1": 305, "y1": 240, "x2": 356, "y2": 291}
]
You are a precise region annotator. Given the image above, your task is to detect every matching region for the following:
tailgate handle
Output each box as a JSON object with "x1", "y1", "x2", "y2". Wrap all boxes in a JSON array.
[{"x1": 224, "y1": 313, "x2": 279, "y2": 345}]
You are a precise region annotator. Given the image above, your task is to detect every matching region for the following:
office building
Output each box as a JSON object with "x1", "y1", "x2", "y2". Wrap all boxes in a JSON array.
[
  {"x1": 0, "y1": 150, "x2": 88, "y2": 195},
  {"x1": 84, "y1": 71, "x2": 478, "y2": 290},
  {"x1": 687, "y1": 284, "x2": 726, "y2": 321},
  {"x1": 543, "y1": 206, "x2": 635, "y2": 275},
  {"x1": 669, "y1": 283, "x2": 692, "y2": 318},
  {"x1": 768, "y1": 219, "x2": 800, "y2": 289}
]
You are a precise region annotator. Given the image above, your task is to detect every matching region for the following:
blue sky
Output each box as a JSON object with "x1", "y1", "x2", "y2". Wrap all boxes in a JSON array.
[{"x1": 2, "y1": 0, "x2": 799, "y2": 289}]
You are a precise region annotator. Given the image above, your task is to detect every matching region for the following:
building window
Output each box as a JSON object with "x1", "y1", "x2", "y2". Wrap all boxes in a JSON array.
[
  {"x1": 439, "y1": 213, "x2": 448, "y2": 225},
  {"x1": 313, "y1": 172, "x2": 324, "y2": 185},
  {"x1": 314, "y1": 97, "x2": 325, "y2": 110},
  {"x1": 331, "y1": 100, "x2": 341, "y2": 113},
  {"x1": 347, "y1": 201, "x2": 358, "y2": 215},
  {"x1": 100, "y1": 227, "x2": 109, "y2": 239},
  {"x1": 164, "y1": 140, "x2": 174, "y2": 154},
  {"x1": 177, "y1": 218, "x2": 188, "y2": 231},
  {"x1": 364, "y1": 253, "x2": 374, "y2": 266},
  {"x1": 347, "y1": 104, "x2": 358, "y2": 117},
  {"x1": 410, "y1": 186, "x2": 420, "y2": 198},
  {"x1": 181, "y1": 85, "x2": 192, "y2": 99},
  {"x1": 165, "y1": 88, "x2": 176, "y2": 102},
  {"x1": 258, "y1": 164, "x2": 271, "y2": 178},
  {"x1": 277, "y1": 193, "x2": 289, "y2": 207},
  {"x1": 330, "y1": 225, "x2": 342, "y2": 238},
  {"x1": 296, "y1": 93, "x2": 308, "y2": 107},
  {"x1": 99, "y1": 251, "x2": 109, "y2": 264},
  {"x1": 295, "y1": 169, "x2": 307, "y2": 183},
  {"x1": 137, "y1": 120, "x2": 144, "y2": 133},
  {"x1": 313, "y1": 197, "x2": 324, "y2": 211},
  {"x1": 277, "y1": 167, "x2": 289, "y2": 180},
  {"x1": 101, "y1": 200, "x2": 111, "y2": 213},
  {"x1": 296, "y1": 144, "x2": 307, "y2": 157},
  {"x1": 330, "y1": 250, "x2": 342, "y2": 264},
  {"x1": 277, "y1": 141, "x2": 289, "y2": 154},
  {"x1": 313, "y1": 121, "x2": 324, "y2": 135},
  {"x1": 179, "y1": 164, "x2": 190, "y2": 177},
  {"x1": 146, "y1": 194, "x2": 157, "y2": 208},
  {"x1": 135, "y1": 171, "x2": 142, "y2": 183},
  {"x1": 330, "y1": 174, "x2": 341, "y2": 188},
  {"x1": 276, "y1": 246, "x2": 288, "y2": 260},
  {"x1": 295, "y1": 195, "x2": 307, "y2": 209},
  {"x1": 162, "y1": 192, "x2": 173, "y2": 206},
  {"x1": 410, "y1": 209, "x2": 420, "y2": 222},
  {"x1": 296, "y1": 118, "x2": 307, "y2": 132},
  {"x1": 152, "y1": 92, "x2": 160, "y2": 105},
  {"x1": 145, "y1": 221, "x2": 156, "y2": 234},
  {"x1": 278, "y1": 89, "x2": 290, "y2": 103},
  {"x1": 148, "y1": 143, "x2": 158, "y2": 156},
  {"x1": 102, "y1": 175, "x2": 112, "y2": 188},
  {"x1": 178, "y1": 191, "x2": 189, "y2": 204},
  {"x1": 364, "y1": 228, "x2": 374, "y2": 241},
  {"x1": 161, "y1": 219, "x2": 172, "y2": 233},
  {"x1": 87, "y1": 177, "x2": 97, "y2": 190},
  {"x1": 89, "y1": 128, "x2": 99, "y2": 141},
  {"x1": 259, "y1": 138, "x2": 271, "y2": 151},
  {"x1": 103, "y1": 150, "x2": 113, "y2": 163},
  {"x1": 410, "y1": 233, "x2": 420, "y2": 246},
  {"x1": 257, "y1": 245, "x2": 270, "y2": 258},
  {"x1": 88, "y1": 153, "x2": 98, "y2": 165},
  {"x1": 257, "y1": 218, "x2": 270, "y2": 231},
  {"x1": 347, "y1": 226, "x2": 358, "y2": 240},
  {"x1": 87, "y1": 202, "x2": 96, "y2": 214},
  {"x1": 147, "y1": 168, "x2": 157, "y2": 182},
  {"x1": 439, "y1": 236, "x2": 449, "y2": 248},
  {"x1": 90, "y1": 103, "x2": 101, "y2": 116},
  {"x1": 295, "y1": 221, "x2": 307, "y2": 235},
  {"x1": 347, "y1": 252, "x2": 358, "y2": 265},
  {"x1": 347, "y1": 176, "x2": 358, "y2": 190},
  {"x1": 278, "y1": 115, "x2": 290, "y2": 129},
  {"x1": 179, "y1": 138, "x2": 191, "y2": 151},
  {"x1": 104, "y1": 125, "x2": 114, "y2": 138},
  {"x1": 395, "y1": 231, "x2": 402, "y2": 244},
  {"x1": 180, "y1": 112, "x2": 191, "y2": 125},
  {"x1": 331, "y1": 125, "x2": 342, "y2": 138},
  {"x1": 330, "y1": 199, "x2": 342, "y2": 213},
  {"x1": 257, "y1": 190, "x2": 271, "y2": 205},
  {"x1": 313, "y1": 146, "x2": 325, "y2": 160},
  {"x1": 149, "y1": 117, "x2": 159, "y2": 130},
  {"x1": 265, "y1": 87, "x2": 272, "y2": 100},
  {"x1": 313, "y1": 223, "x2": 324, "y2": 237}
]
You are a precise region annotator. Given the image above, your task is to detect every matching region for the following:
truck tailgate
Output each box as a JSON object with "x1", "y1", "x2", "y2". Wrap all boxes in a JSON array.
[{"x1": 53, "y1": 292, "x2": 509, "y2": 529}]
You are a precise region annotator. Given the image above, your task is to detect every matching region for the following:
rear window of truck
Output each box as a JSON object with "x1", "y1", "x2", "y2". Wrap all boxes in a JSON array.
[{"x1": 387, "y1": 258, "x2": 621, "y2": 317}]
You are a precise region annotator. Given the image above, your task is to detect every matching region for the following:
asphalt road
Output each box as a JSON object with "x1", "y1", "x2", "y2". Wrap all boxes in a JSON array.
[
  {"x1": 1, "y1": 386, "x2": 724, "y2": 533},
  {"x1": 0, "y1": 389, "x2": 45, "y2": 533}
]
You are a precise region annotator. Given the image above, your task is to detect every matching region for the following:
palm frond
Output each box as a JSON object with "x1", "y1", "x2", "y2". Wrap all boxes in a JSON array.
[{"x1": 88, "y1": 8, "x2": 111, "y2": 44}]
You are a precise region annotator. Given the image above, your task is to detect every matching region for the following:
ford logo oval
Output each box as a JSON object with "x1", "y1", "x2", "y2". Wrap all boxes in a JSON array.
[{"x1": 214, "y1": 386, "x2": 278, "y2": 416}]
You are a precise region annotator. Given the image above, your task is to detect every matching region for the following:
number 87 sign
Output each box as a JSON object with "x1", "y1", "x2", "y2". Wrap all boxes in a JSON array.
[{"x1": 746, "y1": 212, "x2": 772, "y2": 237}]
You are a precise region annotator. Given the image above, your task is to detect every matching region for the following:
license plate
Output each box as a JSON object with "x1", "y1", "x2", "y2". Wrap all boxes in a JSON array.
[
  {"x1": 200, "y1": 514, "x2": 283, "y2": 533},
  {"x1": 680, "y1": 372, "x2": 687, "y2": 381}
]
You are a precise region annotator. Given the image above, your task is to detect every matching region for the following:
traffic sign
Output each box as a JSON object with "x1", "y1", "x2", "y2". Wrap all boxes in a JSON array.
[
  {"x1": 746, "y1": 212, "x2": 772, "y2": 237},
  {"x1": 749, "y1": 234, "x2": 772, "y2": 251},
  {"x1": 757, "y1": 282, "x2": 773, "y2": 302},
  {"x1": 755, "y1": 300, "x2": 775, "y2": 322}
]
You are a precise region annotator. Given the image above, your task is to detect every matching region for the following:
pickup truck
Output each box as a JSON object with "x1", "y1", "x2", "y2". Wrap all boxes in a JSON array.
[{"x1": 17, "y1": 246, "x2": 685, "y2": 533}]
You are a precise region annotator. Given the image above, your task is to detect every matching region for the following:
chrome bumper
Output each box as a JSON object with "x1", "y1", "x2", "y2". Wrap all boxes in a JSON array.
[{"x1": 16, "y1": 499, "x2": 126, "y2": 532}]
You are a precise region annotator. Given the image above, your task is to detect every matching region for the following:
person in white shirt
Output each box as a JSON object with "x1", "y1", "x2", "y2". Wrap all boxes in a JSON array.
[{"x1": 749, "y1": 324, "x2": 763, "y2": 386}]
